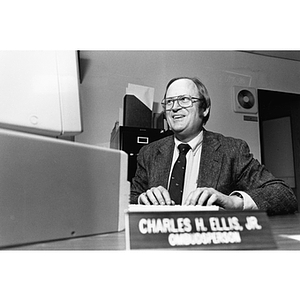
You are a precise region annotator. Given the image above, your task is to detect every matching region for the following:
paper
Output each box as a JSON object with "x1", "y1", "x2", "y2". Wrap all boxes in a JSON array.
[
  {"x1": 127, "y1": 204, "x2": 220, "y2": 212},
  {"x1": 118, "y1": 107, "x2": 123, "y2": 126},
  {"x1": 280, "y1": 234, "x2": 300, "y2": 242},
  {"x1": 126, "y1": 83, "x2": 154, "y2": 110}
]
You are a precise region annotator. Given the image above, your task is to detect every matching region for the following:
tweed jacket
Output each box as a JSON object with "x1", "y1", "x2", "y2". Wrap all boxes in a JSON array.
[{"x1": 130, "y1": 129, "x2": 298, "y2": 215}]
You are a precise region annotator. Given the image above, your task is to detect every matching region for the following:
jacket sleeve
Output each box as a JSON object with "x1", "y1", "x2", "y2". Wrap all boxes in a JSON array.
[
  {"x1": 130, "y1": 146, "x2": 149, "y2": 204},
  {"x1": 234, "y1": 140, "x2": 298, "y2": 215}
]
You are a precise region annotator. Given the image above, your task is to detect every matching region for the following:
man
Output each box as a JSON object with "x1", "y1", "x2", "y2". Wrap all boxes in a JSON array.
[{"x1": 130, "y1": 76, "x2": 298, "y2": 215}]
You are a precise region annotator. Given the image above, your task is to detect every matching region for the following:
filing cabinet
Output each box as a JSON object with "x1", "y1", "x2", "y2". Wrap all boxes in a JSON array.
[{"x1": 110, "y1": 126, "x2": 173, "y2": 182}]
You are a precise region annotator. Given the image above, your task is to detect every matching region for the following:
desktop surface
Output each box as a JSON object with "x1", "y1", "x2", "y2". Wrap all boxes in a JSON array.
[{"x1": 8, "y1": 212, "x2": 300, "y2": 250}]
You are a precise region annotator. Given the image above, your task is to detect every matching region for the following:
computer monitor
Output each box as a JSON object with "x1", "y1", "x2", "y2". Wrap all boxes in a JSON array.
[{"x1": 0, "y1": 128, "x2": 130, "y2": 248}]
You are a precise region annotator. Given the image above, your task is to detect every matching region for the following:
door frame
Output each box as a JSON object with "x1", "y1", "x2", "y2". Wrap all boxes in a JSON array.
[{"x1": 258, "y1": 89, "x2": 300, "y2": 210}]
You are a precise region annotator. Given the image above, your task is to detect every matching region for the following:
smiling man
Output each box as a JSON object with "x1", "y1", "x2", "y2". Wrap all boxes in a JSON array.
[
  {"x1": 164, "y1": 78, "x2": 207, "y2": 143},
  {"x1": 130, "y1": 77, "x2": 298, "y2": 215}
]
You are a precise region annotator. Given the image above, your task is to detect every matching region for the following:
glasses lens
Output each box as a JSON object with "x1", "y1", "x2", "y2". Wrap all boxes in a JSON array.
[
  {"x1": 178, "y1": 96, "x2": 192, "y2": 107},
  {"x1": 162, "y1": 98, "x2": 172, "y2": 110},
  {"x1": 166, "y1": 99, "x2": 174, "y2": 109}
]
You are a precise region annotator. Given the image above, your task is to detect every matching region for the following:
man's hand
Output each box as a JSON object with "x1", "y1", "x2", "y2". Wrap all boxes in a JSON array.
[
  {"x1": 138, "y1": 186, "x2": 175, "y2": 205},
  {"x1": 183, "y1": 187, "x2": 244, "y2": 210}
]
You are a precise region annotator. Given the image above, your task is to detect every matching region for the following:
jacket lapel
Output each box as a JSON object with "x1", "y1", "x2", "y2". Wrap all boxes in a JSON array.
[
  {"x1": 154, "y1": 136, "x2": 174, "y2": 188},
  {"x1": 198, "y1": 130, "x2": 223, "y2": 188}
]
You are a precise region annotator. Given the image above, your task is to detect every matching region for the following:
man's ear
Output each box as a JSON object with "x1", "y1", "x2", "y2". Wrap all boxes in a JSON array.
[
  {"x1": 203, "y1": 106, "x2": 210, "y2": 118},
  {"x1": 199, "y1": 106, "x2": 210, "y2": 118}
]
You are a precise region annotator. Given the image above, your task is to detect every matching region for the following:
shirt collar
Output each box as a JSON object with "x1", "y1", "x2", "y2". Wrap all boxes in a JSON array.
[{"x1": 174, "y1": 130, "x2": 203, "y2": 154}]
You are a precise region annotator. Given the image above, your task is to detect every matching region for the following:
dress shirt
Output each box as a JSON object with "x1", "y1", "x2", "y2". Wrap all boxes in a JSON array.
[{"x1": 168, "y1": 131, "x2": 203, "y2": 203}]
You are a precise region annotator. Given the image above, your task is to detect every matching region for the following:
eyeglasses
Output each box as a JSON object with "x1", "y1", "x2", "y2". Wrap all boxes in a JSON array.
[{"x1": 161, "y1": 95, "x2": 204, "y2": 111}]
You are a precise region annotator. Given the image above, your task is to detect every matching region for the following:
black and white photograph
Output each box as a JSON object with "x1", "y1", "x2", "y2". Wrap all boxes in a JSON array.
[{"x1": 1, "y1": 1, "x2": 299, "y2": 299}]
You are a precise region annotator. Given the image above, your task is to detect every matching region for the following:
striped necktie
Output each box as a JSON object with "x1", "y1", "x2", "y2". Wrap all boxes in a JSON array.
[{"x1": 169, "y1": 143, "x2": 191, "y2": 204}]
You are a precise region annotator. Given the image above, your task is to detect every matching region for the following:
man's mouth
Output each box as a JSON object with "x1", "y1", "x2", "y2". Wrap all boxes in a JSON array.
[{"x1": 172, "y1": 114, "x2": 185, "y2": 120}]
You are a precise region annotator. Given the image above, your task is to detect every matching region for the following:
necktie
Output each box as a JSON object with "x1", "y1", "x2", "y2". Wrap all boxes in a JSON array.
[{"x1": 169, "y1": 143, "x2": 191, "y2": 204}]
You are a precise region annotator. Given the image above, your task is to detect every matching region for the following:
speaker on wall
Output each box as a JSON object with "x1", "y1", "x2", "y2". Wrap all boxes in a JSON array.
[{"x1": 233, "y1": 86, "x2": 258, "y2": 114}]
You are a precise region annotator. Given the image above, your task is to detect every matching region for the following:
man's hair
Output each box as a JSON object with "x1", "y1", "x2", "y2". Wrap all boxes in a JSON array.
[{"x1": 164, "y1": 76, "x2": 211, "y2": 124}]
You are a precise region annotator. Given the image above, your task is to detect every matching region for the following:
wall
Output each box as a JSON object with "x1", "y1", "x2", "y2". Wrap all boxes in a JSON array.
[{"x1": 76, "y1": 51, "x2": 300, "y2": 161}]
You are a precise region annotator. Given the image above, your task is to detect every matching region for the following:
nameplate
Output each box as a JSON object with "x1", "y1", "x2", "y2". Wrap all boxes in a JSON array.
[{"x1": 125, "y1": 206, "x2": 277, "y2": 250}]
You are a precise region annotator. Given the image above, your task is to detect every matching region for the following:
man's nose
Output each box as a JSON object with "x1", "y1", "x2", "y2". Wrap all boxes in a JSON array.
[{"x1": 172, "y1": 100, "x2": 182, "y2": 111}]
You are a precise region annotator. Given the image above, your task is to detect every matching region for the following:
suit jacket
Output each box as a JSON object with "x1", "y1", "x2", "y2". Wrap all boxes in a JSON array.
[{"x1": 130, "y1": 129, "x2": 298, "y2": 215}]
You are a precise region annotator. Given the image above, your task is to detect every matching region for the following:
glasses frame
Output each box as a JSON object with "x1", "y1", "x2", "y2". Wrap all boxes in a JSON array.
[{"x1": 161, "y1": 94, "x2": 204, "y2": 111}]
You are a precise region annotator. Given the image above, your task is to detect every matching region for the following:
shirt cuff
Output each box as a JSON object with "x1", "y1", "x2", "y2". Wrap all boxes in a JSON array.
[{"x1": 230, "y1": 191, "x2": 258, "y2": 210}]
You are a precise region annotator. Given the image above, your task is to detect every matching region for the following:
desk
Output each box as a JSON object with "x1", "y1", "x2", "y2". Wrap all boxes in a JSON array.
[{"x1": 9, "y1": 212, "x2": 300, "y2": 250}]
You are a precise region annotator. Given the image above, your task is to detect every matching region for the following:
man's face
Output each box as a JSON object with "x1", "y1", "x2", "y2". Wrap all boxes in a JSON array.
[{"x1": 165, "y1": 79, "x2": 206, "y2": 142}]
